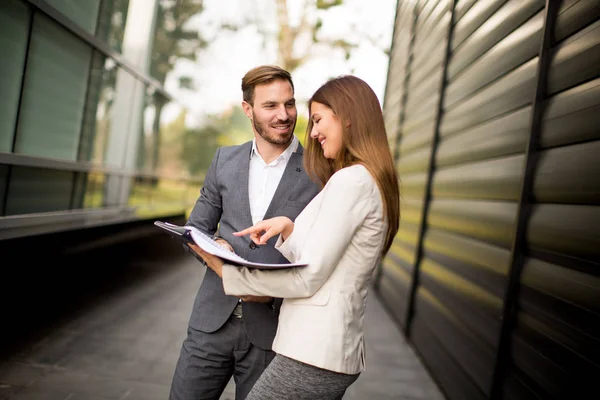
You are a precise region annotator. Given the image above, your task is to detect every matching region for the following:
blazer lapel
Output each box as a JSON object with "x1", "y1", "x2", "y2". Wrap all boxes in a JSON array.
[
  {"x1": 236, "y1": 141, "x2": 254, "y2": 228},
  {"x1": 263, "y1": 145, "x2": 304, "y2": 220}
]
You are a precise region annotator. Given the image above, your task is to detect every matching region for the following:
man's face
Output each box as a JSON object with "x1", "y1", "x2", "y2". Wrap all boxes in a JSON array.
[{"x1": 243, "y1": 79, "x2": 297, "y2": 146}]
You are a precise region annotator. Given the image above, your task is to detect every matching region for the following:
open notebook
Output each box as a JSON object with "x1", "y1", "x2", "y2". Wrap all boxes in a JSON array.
[{"x1": 154, "y1": 221, "x2": 307, "y2": 270}]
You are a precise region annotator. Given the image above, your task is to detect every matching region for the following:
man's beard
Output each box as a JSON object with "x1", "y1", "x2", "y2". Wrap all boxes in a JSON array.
[{"x1": 252, "y1": 111, "x2": 295, "y2": 146}]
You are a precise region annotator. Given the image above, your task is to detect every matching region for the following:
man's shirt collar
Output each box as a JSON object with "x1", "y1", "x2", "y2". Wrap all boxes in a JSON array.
[{"x1": 250, "y1": 135, "x2": 299, "y2": 164}]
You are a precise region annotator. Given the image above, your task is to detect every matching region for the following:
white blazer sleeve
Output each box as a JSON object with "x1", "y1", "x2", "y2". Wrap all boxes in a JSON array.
[{"x1": 222, "y1": 167, "x2": 373, "y2": 298}]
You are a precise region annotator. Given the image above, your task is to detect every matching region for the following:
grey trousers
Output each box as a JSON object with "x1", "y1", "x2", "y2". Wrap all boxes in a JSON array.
[
  {"x1": 246, "y1": 354, "x2": 361, "y2": 400},
  {"x1": 169, "y1": 317, "x2": 275, "y2": 400}
]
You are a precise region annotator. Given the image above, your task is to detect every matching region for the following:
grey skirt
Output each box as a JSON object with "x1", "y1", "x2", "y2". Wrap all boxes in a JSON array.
[{"x1": 246, "y1": 354, "x2": 360, "y2": 400}]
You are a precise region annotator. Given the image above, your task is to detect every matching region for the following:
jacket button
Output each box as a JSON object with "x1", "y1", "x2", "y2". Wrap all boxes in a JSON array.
[{"x1": 249, "y1": 243, "x2": 256, "y2": 249}]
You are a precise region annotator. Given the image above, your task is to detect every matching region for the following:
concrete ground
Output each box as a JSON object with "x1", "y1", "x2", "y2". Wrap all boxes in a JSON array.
[{"x1": 0, "y1": 241, "x2": 445, "y2": 400}]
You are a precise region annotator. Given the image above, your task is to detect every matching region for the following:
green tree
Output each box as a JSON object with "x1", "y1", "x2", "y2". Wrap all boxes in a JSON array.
[
  {"x1": 182, "y1": 125, "x2": 220, "y2": 177},
  {"x1": 181, "y1": 105, "x2": 310, "y2": 177},
  {"x1": 295, "y1": 113, "x2": 309, "y2": 147},
  {"x1": 217, "y1": 0, "x2": 389, "y2": 74},
  {"x1": 148, "y1": 0, "x2": 207, "y2": 171},
  {"x1": 180, "y1": 106, "x2": 249, "y2": 177},
  {"x1": 274, "y1": 0, "x2": 353, "y2": 72}
]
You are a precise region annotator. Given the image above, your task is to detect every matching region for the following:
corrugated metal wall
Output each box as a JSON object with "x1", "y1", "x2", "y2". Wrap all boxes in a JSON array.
[
  {"x1": 377, "y1": 1, "x2": 600, "y2": 399},
  {"x1": 379, "y1": 0, "x2": 418, "y2": 330}
]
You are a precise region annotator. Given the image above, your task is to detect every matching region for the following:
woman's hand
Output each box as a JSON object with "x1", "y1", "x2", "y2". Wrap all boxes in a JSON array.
[
  {"x1": 233, "y1": 216, "x2": 294, "y2": 245},
  {"x1": 188, "y1": 243, "x2": 224, "y2": 278}
]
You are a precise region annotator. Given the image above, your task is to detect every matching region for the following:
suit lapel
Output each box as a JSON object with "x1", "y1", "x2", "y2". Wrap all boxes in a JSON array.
[
  {"x1": 263, "y1": 145, "x2": 304, "y2": 220},
  {"x1": 236, "y1": 142, "x2": 254, "y2": 228}
]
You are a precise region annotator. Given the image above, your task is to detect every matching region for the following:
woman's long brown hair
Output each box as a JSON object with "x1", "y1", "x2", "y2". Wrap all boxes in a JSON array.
[{"x1": 304, "y1": 75, "x2": 400, "y2": 255}]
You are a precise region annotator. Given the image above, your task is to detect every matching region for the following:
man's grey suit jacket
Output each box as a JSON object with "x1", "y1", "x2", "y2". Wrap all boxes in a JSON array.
[{"x1": 186, "y1": 140, "x2": 321, "y2": 350}]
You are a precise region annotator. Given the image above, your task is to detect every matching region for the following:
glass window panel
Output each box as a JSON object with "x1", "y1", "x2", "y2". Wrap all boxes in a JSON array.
[
  {"x1": 0, "y1": 165, "x2": 8, "y2": 216},
  {"x1": 148, "y1": 95, "x2": 217, "y2": 221},
  {"x1": 5, "y1": 166, "x2": 73, "y2": 215},
  {"x1": 180, "y1": 118, "x2": 220, "y2": 179},
  {"x1": 154, "y1": 99, "x2": 190, "y2": 175},
  {"x1": 79, "y1": 51, "x2": 110, "y2": 164},
  {"x1": 139, "y1": 93, "x2": 216, "y2": 178},
  {"x1": 101, "y1": 174, "x2": 127, "y2": 207},
  {"x1": 97, "y1": 70, "x2": 142, "y2": 208},
  {"x1": 71, "y1": 171, "x2": 87, "y2": 210},
  {"x1": 129, "y1": 176, "x2": 151, "y2": 215},
  {"x1": 44, "y1": 0, "x2": 101, "y2": 34},
  {"x1": 128, "y1": 177, "x2": 188, "y2": 218},
  {"x1": 96, "y1": 0, "x2": 130, "y2": 52},
  {"x1": 15, "y1": 14, "x2": 92, "y2": 161},
  {"x1": 79, "y1": 53, "x2": 138, "y2": 165},
  {"x1": 0, "y1": 0, "x2": 29, "y2": 153},
  {"x1": 83, "y1": 171, "x2": 105, "y2": 208},
  {"x1": 71, "y1": 172, "x2": 88, "y2": 209},
  {"x1": 72, "y1": 171, "x2": 105, "y2": 209},
  {"x1": 137, "y1": 86, "x2": 157, "y2": 172}
]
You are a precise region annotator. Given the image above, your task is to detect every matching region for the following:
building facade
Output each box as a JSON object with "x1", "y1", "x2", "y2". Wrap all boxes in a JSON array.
[
  {"x1": 378, "y1": 1, "x2": 600, "y2": 399},
  {"x1": 0, "y1": 0, "x2": 203, "y2": 241}
]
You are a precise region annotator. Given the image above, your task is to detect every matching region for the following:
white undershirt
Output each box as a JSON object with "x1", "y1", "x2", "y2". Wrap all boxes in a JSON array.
[{"x1": 248, "y1": 136, "x2": 299, "y2": 225}]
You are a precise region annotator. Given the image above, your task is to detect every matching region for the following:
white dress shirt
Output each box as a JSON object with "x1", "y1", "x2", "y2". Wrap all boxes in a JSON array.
[{"x1": 248, "y1": 136, "x2": 299, "y2": 225}]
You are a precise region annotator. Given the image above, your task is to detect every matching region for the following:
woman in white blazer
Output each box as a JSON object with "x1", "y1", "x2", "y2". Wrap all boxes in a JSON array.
[{"x1": 192, "y1": 75, "x2": 400, "y2": 400}]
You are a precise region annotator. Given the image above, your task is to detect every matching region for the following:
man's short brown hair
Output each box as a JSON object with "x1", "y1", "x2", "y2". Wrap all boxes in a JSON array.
[{"x1": 241, "y1": 65, "x2": 294, "y2": 105}]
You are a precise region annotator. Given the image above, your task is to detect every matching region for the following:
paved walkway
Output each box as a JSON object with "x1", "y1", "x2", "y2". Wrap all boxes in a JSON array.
[{"x1": 0, "y1": 242, "x2": 444, "y2": 400}]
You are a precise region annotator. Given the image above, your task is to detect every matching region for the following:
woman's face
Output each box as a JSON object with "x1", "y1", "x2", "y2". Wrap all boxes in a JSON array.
[{"x1": 309, "y1": 101, "x2": 343, "y2": 159}]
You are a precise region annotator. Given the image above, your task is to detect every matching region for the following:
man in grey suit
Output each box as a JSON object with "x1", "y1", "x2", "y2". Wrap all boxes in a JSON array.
[{"x1": 169, "y1": 65, "x2": 321, "y2": 400}]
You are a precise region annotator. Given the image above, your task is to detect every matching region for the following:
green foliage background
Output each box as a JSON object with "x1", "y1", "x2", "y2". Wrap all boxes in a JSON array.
[{"x1": 161, "y1": 106, "x2": 309, "y2": 178}]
